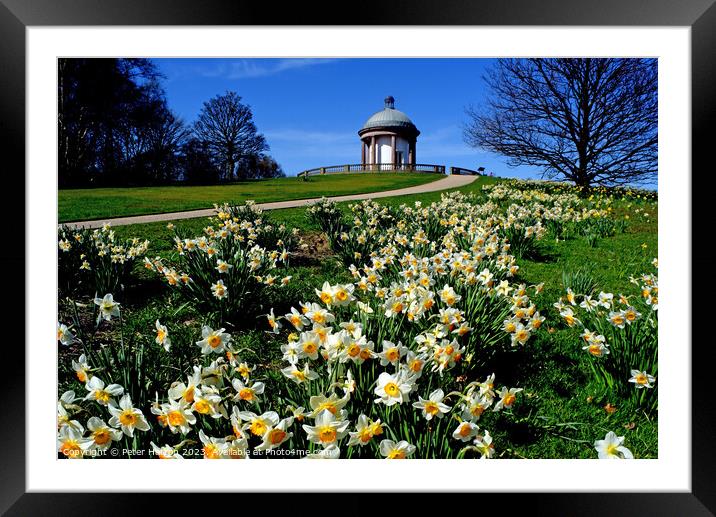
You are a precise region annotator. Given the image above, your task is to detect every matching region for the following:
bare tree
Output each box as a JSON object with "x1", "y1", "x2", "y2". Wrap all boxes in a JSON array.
[
  {"x1": 464, "y1": 58, "x2": 657, "y2": 189},
  {"x1": 194, "y1": 91, "x2": 268, "y2": 181}
]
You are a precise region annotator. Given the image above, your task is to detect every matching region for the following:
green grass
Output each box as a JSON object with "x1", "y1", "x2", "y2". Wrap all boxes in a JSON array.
[
  {"x1": 58, "y1": 172, "x2": 443, "y2": 222},
  {"x1": 112, "y1": 175, "x2": 502, "y2": 255},
  {"x1": 70, "y1": 176, "x2": 659, "y2": 458}
]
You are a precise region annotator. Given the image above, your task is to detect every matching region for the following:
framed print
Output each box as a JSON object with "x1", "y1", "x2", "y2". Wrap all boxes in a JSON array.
[{"x1": 2, "y1": 0, "x2": 714, "y2": 513}]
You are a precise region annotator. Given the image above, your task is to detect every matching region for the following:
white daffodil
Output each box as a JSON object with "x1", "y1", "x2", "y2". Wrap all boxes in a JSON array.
[
  {"x1": 439, "y1": 284, "x2": 461, "y2": 306},
  {"x1": 57, "y1": 426, "x2": 91, "y2": 459},
  {"x1": 623, "y1": 307, "x2": 642, "y2": 324},
  {"x1": 86, "y1": 416, "x2": 123, "y2": 451},
  {"x1": 72, "y1": 354, "x2": 90, "y2": 384},
  {"x1": 598, "y1": 291, "x2": 614, "y2": 309},
  {"x1": 309, "y1": 393, "x2": 349, "y2": 417},
  {"x1": 154, "y1": 320, "x2": 171, "y2": 352},
  {"x1": 280, "y1": 341, "x2": 302, "y2": 364},
  {"x1": 226, "y1": 437, "x2": 250, "y2": 459},
  {"x1": 374, "y1": 371, "x2": 413, "y2": 406},
  {"x1": 266, "y1": 308, "x2": 282, "y2": 334},
  {"x1": 94, "y1": 293, "x2": 120, "y2": 323},
  {"x1": 196, "y1": 326, "x2": 231, "y2": 355},
  {"x1": 57, "y1": 322, "x2": 75, "y2": 346},
  {"x1": 84, "y1": 376, "x2": 124, "y2": 407},
  {"x1": 168, "y1": 367, "x2": 201, "y2": 403},
  {"x1": 57, "y1": 392, "x2": 83, "y2": 434},
  {"x1": 256, "y1": 417, "x2": 294, "y2": 451},
  {"x1": 583, "y1": 341, "x2": 610, "y2": 357},
  {"x1": 302, "y1": 409, "x2": 349, "y2": 448},
  {"x1": 628, "y1": 370, "x2": 656, "y2": 389},
  {"x1": 150, "y1": 442, "x2": 183, "y2": 459},
  {"x1": 238, "y1": 411, "x2": 280, "y2": 438},
  {"x1": 338, "y1": 370, "x2": 357, "y2": 396},
  {"x1": 316, "y1": 281, "x2": 335, "y2": 306},
  {"x1": 412, "y1": 388, "x2": 452, "y2": 421},
  {"x1": 161, "y1": 398, "x2": 197, "y2": 434},
  {"x1": 357, "y1": 301, "x2": 374, "y2": 314},
  {"x1": 108, "y1": 394, "x2": 150, "y2": 437},
  {"x1": 285, "y1": 307, "x2": 309, "y2": 331},
  {"x1": 493, "y1": 387, "x2": 523, "y2": 411},
  {"x1": 215, "y1": 259, "x2": 233, "y2": 274},
  {"x1": 232, "y1": 379, "x2": 265, "y2": 403},
  {"x1": 579, "y1": 296, "x2": 599, "y2": 312},
  {"x1": 305, "y1": 304, "x2": 335, "y2": 326},
  {"x1": 347, "y1": 414, "x2": 377, "y2": 447},
  {"x1": 473, "y1": 431, "x2": 495, "y2": 459},
  {"x1": 565, "y1": 288, "x2": 577, "y2": 305},
  {"x1": 234, "y1": 361, "x2": 255, "y2": 381},
  {"x1": 404, "y1": 350, "x2": 426, "y2": 379},
  {"x1": 379, "y1": 439, "x2": 416, "y2": 459},
  {"x1": 608, "y1": 311, "x2": 627, "y2": 329},
  {"x1": 452, "y1": 421, "x2": 480, "y2": 442},
  {"x1": 200, "y1": 358, "x2": 226, "y2": 387},
  {"x1": 339, "y1": 320, "x2": 362, "y2": 339},
  {"x1": 510, "y1": 324, "x2": 531, "y2": 347},
  {"x1": 281, "y1": 363, "x2": 319, "y2": 385},
  {"x1": 332, "y1": 284, "x2": 355, "y2": 306},
  {"x1": 58, "y1": 389, "x2": 78, "y2": 408},
  {"x1": 298, "y1": 332, "x2": 320, "y2": 360},
  {"x1": 198, "y1": 430, "x2": 229, "y2": 459},
  {"x1": 560, "y1": 307, "x2": 580, "y2": 327},
  {"x1": 211, "y1": 279, "x2": 228, "y2": 300},
  {"x1": 377, "y1": 340, "x2": 407, "y2": 366},
  {"x1": 384, "y1": 296, "x2": 406, "y2": 318},
  {"x1": 594, "y1": 431, "x2": 634, "y2": 459},
  {"x1": 461, "y1": 392, "x2": 491, "y2": 421},
  {"x1": 192, "y1": 386, "x2": 227, "y2": 419}
]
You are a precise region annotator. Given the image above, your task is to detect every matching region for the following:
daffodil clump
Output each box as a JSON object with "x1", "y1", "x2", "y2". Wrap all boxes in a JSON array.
[
  {"x1": 58, "y1": 223, "x2": 150, "y2": 296},
  {"x1": 308, "y1": 198, "x2": 401, "y2": 265},
  {"x1": 144, "y1": 203, "x2": 297, "y2": 322},
  {"x1": 214, "y1": 201, "x2": 300, "y2": 252},
  {"x1": 306, "y1": 197, "x2": 346, "y2": 243},
  {"x1": 263, "y1": 279, "x2": 528, "y2": 458},
  {"x1": 306, "y1": 193, "x2": 543, "y2": 365},
  {"x1": 483, "y1": 177, "x2": 656, "y2": 203},
  {"x1": 554, "y1": 259, "x2": 658, "y2": 411},
  {"x1": 482, "y1": 181, "x2": 625, "y2": 251},
  {"x1": 58, "y1": 387, "x2": 150, "y2": 459},
  {"x1": 58, "y1": 300, "x2": 522, "y2": 459},
  {"x1": 57, "y1": 182, "x2": 658, "y2": 460}
]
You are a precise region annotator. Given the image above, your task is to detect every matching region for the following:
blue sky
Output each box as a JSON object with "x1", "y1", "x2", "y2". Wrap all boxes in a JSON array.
[{"x1": 152, "y1": 58, "x2": 556, "y2": 179}]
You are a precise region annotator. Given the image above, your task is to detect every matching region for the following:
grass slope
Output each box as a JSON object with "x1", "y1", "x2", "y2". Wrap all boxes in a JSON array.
[
  {"x1": 102, "y1": 176, "x2": 658, "y2": 458},
  {"x1": 58, "y1": 173, "x2": 442, "y2": 223}
]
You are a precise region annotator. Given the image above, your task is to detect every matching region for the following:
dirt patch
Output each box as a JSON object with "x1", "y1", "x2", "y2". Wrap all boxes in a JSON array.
[{"x1": 292, "y1": 231, "x2": 334, "y2": 266}]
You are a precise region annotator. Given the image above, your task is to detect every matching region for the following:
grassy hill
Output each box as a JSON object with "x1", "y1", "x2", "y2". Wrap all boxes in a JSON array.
[
  {"x1": 59, "y1": 176, "x2": 658, "y2": 459},
  {"x1": 58, "y1": 172, "x2": 443, "y2": 223}
]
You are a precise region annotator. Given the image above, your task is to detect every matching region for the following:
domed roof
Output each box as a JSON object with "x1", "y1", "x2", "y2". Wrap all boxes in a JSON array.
[{"x1": 360, "y1": 96, "x2": 419, "y2": 134}]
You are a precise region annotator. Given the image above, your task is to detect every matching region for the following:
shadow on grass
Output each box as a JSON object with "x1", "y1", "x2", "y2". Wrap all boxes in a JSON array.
[{"x1": 520, "y1": 244, "x2": 559, "y2": 263}]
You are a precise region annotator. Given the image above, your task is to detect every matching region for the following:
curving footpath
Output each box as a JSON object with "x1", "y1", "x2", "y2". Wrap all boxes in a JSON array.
[{"x1": 64, "y1": 174, "x2": 479, "y2": 229}]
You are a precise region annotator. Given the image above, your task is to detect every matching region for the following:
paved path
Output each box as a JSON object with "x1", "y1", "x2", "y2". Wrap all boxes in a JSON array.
[{"x1": 65, "y1": 174, "x2": 478, "y2": 229}]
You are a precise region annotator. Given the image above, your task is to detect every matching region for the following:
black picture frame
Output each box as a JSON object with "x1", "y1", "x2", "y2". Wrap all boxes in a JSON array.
[{"x1": 2, "y1": 0, "x2": 713, "y2": 514}]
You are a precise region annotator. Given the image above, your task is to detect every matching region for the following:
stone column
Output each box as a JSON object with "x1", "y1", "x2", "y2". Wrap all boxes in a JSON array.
[
  {"x1": 391, "y1": 135, "x2": 396, "y2": 169},
  {"x1": 361, "y1": 141, "x2": 366, "y2": 167},
  {"x1": 370, "y1": 136, "x2": 376, "y2": 168}
]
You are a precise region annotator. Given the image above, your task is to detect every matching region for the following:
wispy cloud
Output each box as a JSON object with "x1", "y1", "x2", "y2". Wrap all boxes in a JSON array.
[{"x1": 193, "y1": 58, "x2": 338, "y2": 80}]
